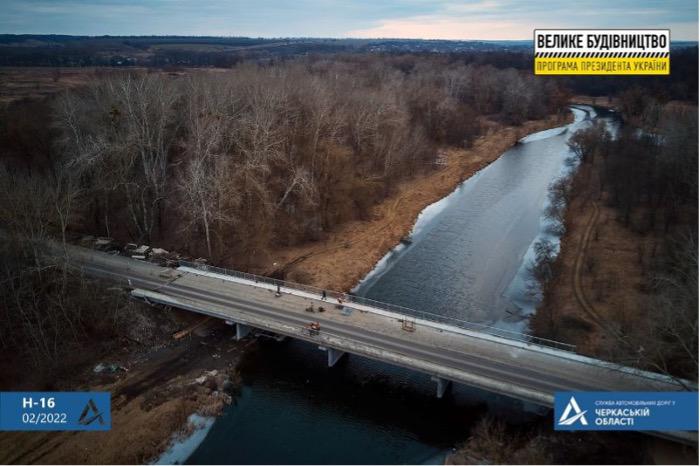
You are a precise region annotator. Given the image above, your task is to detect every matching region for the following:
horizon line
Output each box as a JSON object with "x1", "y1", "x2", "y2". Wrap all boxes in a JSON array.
[{"x1": 1, "y1": 33, "x2": 698, "y2": 43}]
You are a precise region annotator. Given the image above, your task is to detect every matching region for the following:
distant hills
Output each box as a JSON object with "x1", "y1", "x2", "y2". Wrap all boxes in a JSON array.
[
  {"x1": 0, "y1": 35, "x2": 694, "y2": 68},
  {"x1": 0, "y1": 35, "x2": 533, "y2": 67}
]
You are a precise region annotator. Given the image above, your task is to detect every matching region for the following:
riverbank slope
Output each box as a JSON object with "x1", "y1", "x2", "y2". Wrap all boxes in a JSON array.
[
  {"x1": 533, "y1": 100, "x2": 698, "y2": 362},
  {"x1": 0, "y1": 312, "x2": 247, "y2": 464},
  {"x1": 262, "y1": 112, "x2": 573, "y2": 292}
]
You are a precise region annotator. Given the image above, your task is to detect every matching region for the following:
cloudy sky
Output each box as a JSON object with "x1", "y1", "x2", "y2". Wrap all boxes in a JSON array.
[{"x1": 1, "y1": 0, "x2": 697, "y2": 40}]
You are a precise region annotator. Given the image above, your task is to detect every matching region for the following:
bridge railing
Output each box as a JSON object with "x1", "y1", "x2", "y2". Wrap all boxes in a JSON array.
[{"x1": 179, "y1": 260, "x2": 576, "y2": 353}]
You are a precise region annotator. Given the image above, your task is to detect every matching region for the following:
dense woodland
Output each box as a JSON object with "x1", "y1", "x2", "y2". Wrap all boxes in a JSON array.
[
  {"x1": 597, "y1": 103, "x2": 696, "y2": 380},
  {"x1": 0, "y1": 38, "x2": 697, "y2": 466},
  {"x1": 3, "y1": 55, "x2": 565, "y2": 256},
  {"x1": 0, "y1": 50, "x2": 697, "y2": 380},
  {"x1": 533, "y1": 98, "x2": 698, "y2": 380},
  {"x1": 0, "y1": 54, "x2": 566, "y2": 366}
]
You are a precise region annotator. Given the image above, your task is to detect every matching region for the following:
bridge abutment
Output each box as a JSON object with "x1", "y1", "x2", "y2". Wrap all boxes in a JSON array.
[{"x1": 431, "y1": 376, "x2": 451, "y2": 398}]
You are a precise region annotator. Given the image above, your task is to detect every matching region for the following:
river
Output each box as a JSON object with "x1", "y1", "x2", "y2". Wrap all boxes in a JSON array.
[{"x1": 181, "y1": 105, "x2": 609, "y2": 464}]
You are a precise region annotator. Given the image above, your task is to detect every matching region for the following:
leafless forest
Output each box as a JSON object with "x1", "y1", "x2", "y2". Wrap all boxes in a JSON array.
[
  {"x1": 0, "y1": 42, "x2": 698, "y2": 466},
  {"x1": 0, "y1": 55, "x2": 567, "y2": 372},
  {"x1": 51, "y1": 56, "x2": 563, "y2": 256},
  {"x1": 0, "y1": 48, "x2": 697, "y2": 387},
  {"x1": 532, "y1": 96, "x2": 698, "y2": 381}
]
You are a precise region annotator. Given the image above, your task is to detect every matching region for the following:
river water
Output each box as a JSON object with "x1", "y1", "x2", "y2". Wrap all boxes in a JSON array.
[{"x1": 183, "y1": 106, "x2": 607, "y2": 465}]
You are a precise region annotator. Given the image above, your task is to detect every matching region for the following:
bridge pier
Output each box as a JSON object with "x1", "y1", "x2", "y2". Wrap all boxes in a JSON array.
[
  {"x1": 319, "y1": 346, "x2": 346, "y2": 367},
  {"x1": 431, "y1": 376, "x2": 451, "y2": 399},
  {"x1": 235, "y1": 323, "x2": 251, "y2": 341}
]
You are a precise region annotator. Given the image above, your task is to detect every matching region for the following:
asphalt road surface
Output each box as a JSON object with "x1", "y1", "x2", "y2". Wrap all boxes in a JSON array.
[{"x1": 57, "y1": 243, "x2": 695, "y2": 444}]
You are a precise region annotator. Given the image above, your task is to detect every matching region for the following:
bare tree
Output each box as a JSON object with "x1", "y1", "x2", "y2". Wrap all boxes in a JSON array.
[
  {"x1": 55, "y1": 73, "x2": 179, "y2": 242},
  {"x1": 632, "y1": 231, "x2": 698, "y2": 383},
  {"x1": 51, "y1": 167, "x2": 81, "y2": 253},
  {"x1": 0, "y1": 164, "x2": 54, "y2": 266},
  {"x1": 176, "y1": 155, "x2": 240, "y2": 258}
]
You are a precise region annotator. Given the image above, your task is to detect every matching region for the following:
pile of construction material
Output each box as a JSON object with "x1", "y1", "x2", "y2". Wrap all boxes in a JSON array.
[
  {"x1": 124, "y1": 243, "x2": 182, "y2": 266},
  {"x1": 78, "y1": 236, "x2": 185, "y2": 267}
]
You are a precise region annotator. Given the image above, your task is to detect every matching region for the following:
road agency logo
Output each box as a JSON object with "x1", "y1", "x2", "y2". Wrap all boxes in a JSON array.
[
  {"x1": 558, "y1": 396, "x2": 588, "y2": 426},
  {"x1": 0, "y1": 391, "x2": 111, "y2": 431},
  {"x1": 78, "y1": 398, "x2": 106, "y2": 426},
  {"x1": 534, "y1": 29, "x2": 670, "y2": 75},
  {"x1": 554, "y1": 392, "x2": 699, "y2": 431}
]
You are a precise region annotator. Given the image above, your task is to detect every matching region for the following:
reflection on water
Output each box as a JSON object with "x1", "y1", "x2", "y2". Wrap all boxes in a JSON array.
[
  {"x1": 186, "y1": 334, "x2": 542, "y2": 465},
  {"x1": 186, "y1": 106, "x2": 605, "y2": 464}
]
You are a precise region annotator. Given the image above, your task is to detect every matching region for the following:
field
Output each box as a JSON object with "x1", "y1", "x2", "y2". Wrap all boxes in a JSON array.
[{"x1": 0, "y1": 67, "x2": 142, "y2": 104}]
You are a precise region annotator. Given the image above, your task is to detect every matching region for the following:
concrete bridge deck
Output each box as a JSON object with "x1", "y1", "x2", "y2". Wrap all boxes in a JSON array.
[{"x1": 57, "y1": 243, "x2": 696, "y2": 444}]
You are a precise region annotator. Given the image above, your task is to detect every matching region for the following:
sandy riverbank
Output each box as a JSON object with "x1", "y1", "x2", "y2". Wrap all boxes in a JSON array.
[{"x1": 261, "y1": 112, "x2": 573, "y2": 292}]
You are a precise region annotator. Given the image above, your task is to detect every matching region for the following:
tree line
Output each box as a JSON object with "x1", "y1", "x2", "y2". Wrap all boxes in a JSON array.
[
  {"x1": 1, "y1": 55, "x2": 565, "y2": 262},
  {"x1": 595, "y1": 105, "x2": 697, "y2": 380},
  {"x1": 0, "y1": 54, "x2": 566, "y2": 367},
  {"x1": 534, "y1": 101, "x2": 697, "y2": 381}
]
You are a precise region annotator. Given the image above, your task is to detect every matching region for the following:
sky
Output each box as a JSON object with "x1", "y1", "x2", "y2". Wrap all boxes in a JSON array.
[{"x1": 0, "y1": 0, "x2": 698, "y2": 41}]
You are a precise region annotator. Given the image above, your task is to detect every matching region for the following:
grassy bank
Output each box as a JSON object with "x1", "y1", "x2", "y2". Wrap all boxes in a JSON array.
[
  {"x1": 262, "y1": 111, "x2": 573, "y2": 292},
  {"x1": 532, "y1": 100, "x2": 698, "y2": 375}
]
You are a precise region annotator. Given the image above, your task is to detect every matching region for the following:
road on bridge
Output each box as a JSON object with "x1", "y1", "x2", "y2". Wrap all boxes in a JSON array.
[{"x1": 55, "y1": 243, "x2": 695, "y2": 444}]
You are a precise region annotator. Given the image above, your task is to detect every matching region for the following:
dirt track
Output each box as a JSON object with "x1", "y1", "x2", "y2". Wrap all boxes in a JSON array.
[
  {"x1": 534, "y1": 153, "x2": 659, "y2": 354},
  {"x1": 0, "y1": 320, "x2": 248, "y2": 465},
  {"x1": 572, "y1": 201, "x2": 604, "y2": 326}
]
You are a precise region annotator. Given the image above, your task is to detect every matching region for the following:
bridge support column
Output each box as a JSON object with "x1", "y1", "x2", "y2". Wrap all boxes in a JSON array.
[
  {"x1": 319, "y1": 346, "x2": 346, "y2": 367},
  {"x1": 235, "y1": 323, "x2": 251, "y2": 341},
  {"x1": 431, "y1": 376, "x2": 451, "y2": 399}
]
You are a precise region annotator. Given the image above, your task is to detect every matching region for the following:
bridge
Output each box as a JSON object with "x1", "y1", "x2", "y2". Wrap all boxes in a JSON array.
[{"x1": 56, "y1": 243, "x2": 696, "y2": 444}]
